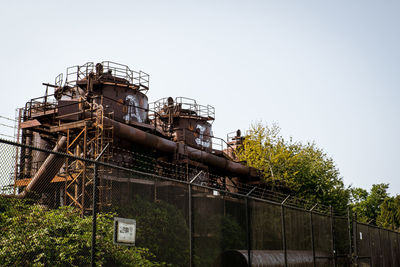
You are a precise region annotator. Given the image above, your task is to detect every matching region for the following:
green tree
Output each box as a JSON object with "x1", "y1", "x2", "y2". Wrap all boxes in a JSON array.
[
  {"x1": 349, "y1": 187, "x2": 368, "y2": 203},
  {"x1": 237, "y1": 122, "x2": 350, "y2": 210},
  {"x1": 0, "y1": 196, "x2": 165, "y2": 267},
  {"x1": 376, "y1": 195, "x2": 400, "y2": 230},
  {"x1": 350, "y1": 183, "x2": 389, "y2": 225}
]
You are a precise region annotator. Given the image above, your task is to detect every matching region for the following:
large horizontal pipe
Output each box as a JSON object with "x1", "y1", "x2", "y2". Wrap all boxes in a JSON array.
[
  {"x1": 7, "y1": 136, "x2": 66, "y2": 199},
  {"x1": 216, "y1": 250, "x2": 331, "y2": 267},
  {"x1": 104, "y1": 117, "x2": 258, "y2": 178}
]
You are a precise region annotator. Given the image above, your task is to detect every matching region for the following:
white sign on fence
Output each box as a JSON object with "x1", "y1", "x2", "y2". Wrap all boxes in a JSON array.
[{"x1": 113, "y1": 217, "x2": 136, "y2": 246}]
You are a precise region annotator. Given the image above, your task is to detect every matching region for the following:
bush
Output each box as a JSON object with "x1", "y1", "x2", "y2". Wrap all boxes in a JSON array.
[{"x1": 0, "y1": 196, "x2": 165, "y2": 267}]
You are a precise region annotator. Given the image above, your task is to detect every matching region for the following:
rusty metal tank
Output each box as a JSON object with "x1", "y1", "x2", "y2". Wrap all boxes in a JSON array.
[
  {"x1": 151, "y1": 97, "x2": 215, "y2": 152},
  {"x1": 95, "y1": 84, "x2": 148, "y2": 124},
  {"x1": 55, "y1": 61, "x2": 150, "y2": 124}
]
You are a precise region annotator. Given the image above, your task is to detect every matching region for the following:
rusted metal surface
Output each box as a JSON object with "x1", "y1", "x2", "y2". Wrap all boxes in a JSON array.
[
  {"x1": 14, "y1": 175, "x2": 72, "y2": 187},
  {"x1": 105, "y1": 117, "x2": 258, "y2": 178},
  {"x1": 151, "y1": 97, "x2": 215, "y2": 151},
  {"x1": 57, "y1": 100, "x2": 80, "y2": 121},
  {"x1": 49, "y1": 120, "x2": 90, "y2": 133},
  {"x1": 13, "y1": 61, "x2": 260, "y2": 212},
  {"x1": 225, "y1": 130, "x2": 244, "y2": 160},
  {"x1": 173, "y1": 118, "x2": 212, "y2": 152},
  {"x1": 95, "y1": 85, "x2": 148, "y2": 123},
  {"x1": 20, "y1": 119, "x2": 41, "y2": 129},
  {"x1": 16, "y1": 136, "x2": 66, "y2": 199},
  {"x1": 216, "y1": 250, "x2": 330, "y2": 267}
]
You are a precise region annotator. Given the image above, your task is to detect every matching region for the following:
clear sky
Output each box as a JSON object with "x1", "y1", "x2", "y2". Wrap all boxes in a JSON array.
[{"x1": 0, "y1": 1, "x2": 399, "y2": 195}]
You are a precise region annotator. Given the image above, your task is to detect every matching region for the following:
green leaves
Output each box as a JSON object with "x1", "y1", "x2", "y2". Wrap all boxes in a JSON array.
[
  {"x1": 377, "y1": 195, "x2": 400, "y2": 230},
  {"x1": 237, "y1": 122, "x2": 350, "y2": 210},
  {"x1": 0, "y1": 197, "x2": 165, "y2": 267},
  {"x1": 350, "y1": 183, "x2": 400, "y2": 229}
]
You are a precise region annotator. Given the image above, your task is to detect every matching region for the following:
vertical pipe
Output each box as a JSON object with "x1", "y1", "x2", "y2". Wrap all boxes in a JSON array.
[
  {"x1": 25, "y1": 130, "x2": 32, "y2": 176},
  {"x1": 310, "y1": 209, "x2": 316, "y2": 267},
  {"x1": 13, "y1": 108, "x2": 22, "y2": 195},
  {"x1": 19, "y1": 129, "x2": 26, "y2": 179},
  {"x1": 65, "y1": 129, "x2": 70, "y2": 206}
]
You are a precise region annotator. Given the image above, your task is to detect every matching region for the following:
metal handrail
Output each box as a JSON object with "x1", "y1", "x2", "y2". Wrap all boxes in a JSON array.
[
  {"x1": 150, "y1": 97, "x2": 215, "y2": 120},
  {"x1": 60, "y1": 61, "x2": 149, "y2": 91}
]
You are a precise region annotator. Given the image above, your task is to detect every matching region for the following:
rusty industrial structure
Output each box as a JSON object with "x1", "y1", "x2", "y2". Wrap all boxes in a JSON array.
[
  {"x1": 6, "y1": 61, "x2": 400, "y2": 267},
  {"x1": 13, "y1": 61, "x2": 259, "y2": 214}
]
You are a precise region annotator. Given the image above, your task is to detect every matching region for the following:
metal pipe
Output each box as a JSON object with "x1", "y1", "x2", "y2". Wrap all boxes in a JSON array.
[
  {"x1": 4, "y1": 136, "x2": 66, "y2": 199},
  {"x1": 218, "y1": 250, "x2": 322, "y2": 267},
  {"x1": 103, "y1": 117, "x2": 258, "y2": 178}
]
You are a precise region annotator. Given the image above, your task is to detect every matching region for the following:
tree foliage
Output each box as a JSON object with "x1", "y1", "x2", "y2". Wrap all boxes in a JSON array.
[
  {"x1": 350, "y1": 183, "x2": 400, "y2": 230},
  {"x1": 0, "y1": 196, "x2": 165, "y2": 267},
  {"x1": 350, "y1": 183, "x2": 390, "y2": 224},
  {"x1": 376, "y1": 195, "x2": 400, "y2": 230},
  {"x1": 237, "y1": 122, "x2": 350, "y2": 210}
]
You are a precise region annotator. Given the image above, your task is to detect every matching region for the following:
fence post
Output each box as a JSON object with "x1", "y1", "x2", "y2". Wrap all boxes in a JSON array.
[
  {"x1": 330, "y1": 206, "x2": 337, "y2": 267},
  {"x1": 378, "y1": 228, "x2": 382, "y2": 266},
  {"x1": 91, "y1": 161, "x2": 98, "y2": 267},
  {"x1": 281, "y1": 196, "x2": 290, "y2": 267},
  {"x1": 188, "y1": 171, "x2": 203, "y2": 267},
  {"x1": 246, "y1": 187, "x2": 256, "y2": 266},
  {"x1": 397, "y1": 232, "x2": 400, "y2": 264},
  {"x1": 188, "y1": 181, "x2": 192, "y2": 267},
  {"x1": 353, "y1": 212, "x2": 358, "y2": 266},
  {"x1": 368, "y1": 225, "x2": 373, "y2": 266},
  {"x1": 91, "y1": 144, "x2": 109, "y2": 267},
  {"x1": 310, "y1": 204, "x2": 317, "y2": 267},
  {"x1": 347, "y1": 207, "x2": 352, "y2": 265}
]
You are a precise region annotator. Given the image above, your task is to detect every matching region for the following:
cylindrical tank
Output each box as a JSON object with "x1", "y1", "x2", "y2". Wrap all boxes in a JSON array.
[
  {"x1": 152, "y1": 97, "x2": 214, "y2": 152},
  {"x1": 95, "y1": 84, "x2": 148, "y2": 123},
  {"x1": 30, "y1": 132, "x2": 51, "y2": 177},
  {"x1": 56, "y1": 62, "x2": 150, "y2": 124},
  {"x1": 172, "y1": 117, "x2": 212, "y2": 151}
]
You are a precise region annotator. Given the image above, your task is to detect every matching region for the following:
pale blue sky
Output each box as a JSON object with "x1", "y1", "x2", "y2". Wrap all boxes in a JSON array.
[{"x1": 0, "y1": 1, "x2": 399, "y2": 194}]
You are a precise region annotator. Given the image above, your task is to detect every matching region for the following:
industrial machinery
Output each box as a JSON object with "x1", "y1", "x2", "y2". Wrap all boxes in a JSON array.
[{"x1": 13, "y1": 61, "x2": 258, "y2": 214}]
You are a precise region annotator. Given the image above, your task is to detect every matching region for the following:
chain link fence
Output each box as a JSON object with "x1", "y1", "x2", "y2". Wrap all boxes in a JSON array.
[{"x1": 0, "y1": 138, "x2": 399, "y2": 266}]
